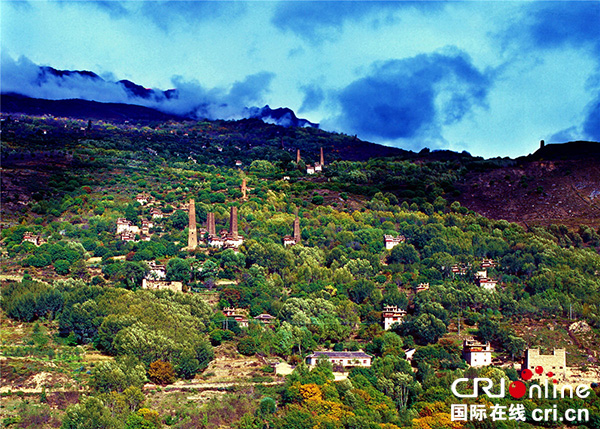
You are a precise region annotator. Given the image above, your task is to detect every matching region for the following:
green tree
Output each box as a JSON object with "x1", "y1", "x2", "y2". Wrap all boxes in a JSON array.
[
  {"x1": 61, "y1": 396, "x2": 120, "y2": 429},
  {"x1": 166, "y1": 258, "x2": 191, "y2": 282}
]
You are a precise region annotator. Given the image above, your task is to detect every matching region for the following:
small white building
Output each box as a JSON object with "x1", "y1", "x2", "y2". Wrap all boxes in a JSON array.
[
  {"x1": 306, "y1": 165, "x2": 315, "y2": 175},
  {"x1": 222, "y1": 307, "x2": 249, "y2": 328},
  {"x1": 415, "y1": 283, "x2": 430, "y2": 292},
  {"x1": 151, "y1": 208, "x2": 164, "y2": 219},
  {"x1": 283, "y1": 235, "x2": 297, "y2": 247},
  {"x1": 306, "y1": 351, "x2": 372, "y2": 368},
  {"x1": 463, "y1": 338, "x2": 492, "y2": 367},
  {"x1": 382, "y1": 305, "x2": 406, "y2": 330},
  {"x1": 384, "y1": 234, "x2": 406, "y2": 250},
  {"x1": 146, "y1": 261, "x2": 166, "y2": 280}
]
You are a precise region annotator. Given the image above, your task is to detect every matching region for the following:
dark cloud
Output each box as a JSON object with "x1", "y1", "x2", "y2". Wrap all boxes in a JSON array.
[
  {"x1": 299, "y1": 84, "x2": 324, "y2": 112},
  {"x1": 583, "y1": 94, "x2": 600, "y2": 141},
  {"x1": 271, "y1": 1, "x2": 445, "y2": 42},
  {"x1": 228, "y1": 72, "x2": 275, "y2": 107},
  {"x1": 333, "y1": 49, "x2": 491, "y2": 143},
  {"x1": 524, "y1": 2, "x2": 600, "y2": 51},
  {"x1": 92, "y1": 1, "x2": 130, "y2": 18},
  {"x1": 0, "y1": 53, "x2": 275, "y2": 121},
  {"x1": 6, "y1": 1, "x2": 32, "y2": 11},
  {"x1": 139, "y1": 1, "x2": 246, "y2": 32}
]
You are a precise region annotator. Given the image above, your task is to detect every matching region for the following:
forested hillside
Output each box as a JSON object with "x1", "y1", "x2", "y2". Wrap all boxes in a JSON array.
[{"x1": 1, "y1": 113, "x2": 599, "y2": 429}]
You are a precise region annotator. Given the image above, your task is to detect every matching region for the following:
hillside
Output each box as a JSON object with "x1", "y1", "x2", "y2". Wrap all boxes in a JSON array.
[{"x1": 1, "y1": 111, "x2": 600, "y2": 429}]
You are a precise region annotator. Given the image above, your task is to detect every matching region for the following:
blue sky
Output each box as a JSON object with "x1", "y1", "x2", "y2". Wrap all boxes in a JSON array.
[{"x1": 2, "y1": 1, "x2": 599, "y2": 158}]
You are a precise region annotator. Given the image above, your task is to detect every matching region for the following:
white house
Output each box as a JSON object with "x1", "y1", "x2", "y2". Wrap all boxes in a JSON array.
[
  {"x1": 463, "y1": 338, "x2": 492, "y2": 367},
  {"x1": 306, "y1": 351, "x2": 372, "y2": 368},
  {"x1": 384, "y1": 234, "x2": 406, "y2": 250},
  {"x1": 382, "y1": 305, "x2": 406, "y2": 330}
]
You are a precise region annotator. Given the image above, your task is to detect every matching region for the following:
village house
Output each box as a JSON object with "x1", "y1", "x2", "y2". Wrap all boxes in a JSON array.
[
  {"x1": 22, "y1": 231, "x2": 43, "y2": 246},
  {"x1": 481, "y1": 259, "x2": 496, "y2": 268},
  {"x1": 222, "y1": 307, "x2": 249, "y2": 328},
  {"x1": 463, "y1": 338, "x2": 492, "y2": 367},
  {"x1": 145, "y1": 261, "x2": 166, "y2": 280},
  {"x1": 384, "y1": 234, "x2": 406, "y2": 250},
  {"x1": 314, "y1": 163, "x2": 322, "y2": 172},
  {"x1": 451, "y1": 264, "x2": 469, "y2": 275},
  {"x1": 116, "y1": 218, "x2": 140, "y2": 235},
  {"x1": 120, "y1": 231, "x2": 136, "y2": 242},
  {"x1": 306, "y1": 351, "x2": 373, "y2": 368},
  {"x1": 382, "y1": 305, "x2": 406, "y2": 330},
  {"x1": 477, "y1": 277, "x2": 498, "y2": 290},
  {"x1": 475, "y1": 269, "x2": 497, "y2": 290},
  {"x1": 254, "y1": 314, "x2": 276, "y2": 325},
  {"x1": 136, "y1": 192, "x2": 153, "y2": 205},
  {"x1": 522, "y1": 348, "x2": 567, "y2": 380},
  {"x1": 306, "y1": 165, "x2": 315, "y2": 175},
  {"x1": 141, "y1": 220, "x2": 153, "y2": 236},
  {"x1": 150, "y1": 208, "x2": 164, "y2": 219},
  {"x1": 141, "y1": 279, "x2": 183, "y2": 293},
  {"x1": 415, "y1": 283, "x2": 430, "y2": 293}
]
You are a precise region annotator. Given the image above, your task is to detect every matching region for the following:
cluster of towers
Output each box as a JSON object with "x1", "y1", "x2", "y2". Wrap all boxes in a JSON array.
[
  {"x1": 187, "y1": 200, "x2": 244, "y2": 250},
  {"x1": 297, "y1": 147, "x2": 325, "y2": 174}
]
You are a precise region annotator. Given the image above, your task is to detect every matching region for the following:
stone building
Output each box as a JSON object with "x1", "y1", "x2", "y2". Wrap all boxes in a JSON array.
[
  {"x1": 22, "y1": 231, "x2": 43, "y2": 246},
  {"x1": 384, "y1": 234, "x2": 406, "y2": 250},
  {"x1": 382, "y1": 305, "x2": 406, "y2": 330},
  {"x1": 522, "y1": 349, "x2": 567, "y2": 380},
  {"x1": 306, "y1": 351, "x2": 372, "y2": 368},
  {"x1": 142, "y1": 279, "x2": 183, "y2": 293},
  {"x1": 463, "y1": 338, "x2": 492, "y2": 367}
]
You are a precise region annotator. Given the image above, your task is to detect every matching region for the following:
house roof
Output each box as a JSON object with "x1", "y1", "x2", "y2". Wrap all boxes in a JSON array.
[{"x1": 307, "y1": 351, "x2": 372, "y2": 359}]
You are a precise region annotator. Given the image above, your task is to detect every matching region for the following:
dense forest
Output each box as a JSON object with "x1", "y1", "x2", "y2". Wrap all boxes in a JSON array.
[{"x1": 1, "y1": 113, "x2": 599, "y2": 429}]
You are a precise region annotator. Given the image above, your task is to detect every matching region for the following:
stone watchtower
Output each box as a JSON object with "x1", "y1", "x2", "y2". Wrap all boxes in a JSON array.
[
  {"x1": 188, "y1": 199, "x2": 197, "y2": 250},
  {"x1": 229, "y1": 206, "x2": 238, "y2": 239},
  {"x1": 241, "y1": 178, "x2": 247, "y2": 200},
  {"x1": 293, "y1": 214, "x2": 301, "y2": 244},
  {"x1": 207, "y1": 212, "x2": 216, "y2": 237}
]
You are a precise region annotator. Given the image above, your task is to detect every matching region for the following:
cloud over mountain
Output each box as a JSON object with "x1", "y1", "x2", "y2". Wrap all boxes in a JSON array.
[
  {"x1": 330, "y1": 49, "x2": 491, "y2": 147},
  {"x1": 0, "y1": 53, "x2": 276, "y2": 122}
]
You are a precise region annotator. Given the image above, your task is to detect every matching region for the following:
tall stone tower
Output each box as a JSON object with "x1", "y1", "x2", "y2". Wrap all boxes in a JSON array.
[
  {"x1": 229, "y1": 206, "x2": 238, "y2": 239},
  {"x1": 241, "y1": 178, "x2": 247, "y2": 200},
  {"x1": 296, "y1": 149, "x2": 301, "y2": 163},
  {"x1": 293, "y1": 214, "x2": 301, "y2": 244},
  {"x1": 188, "y1": 199, "x2": 197, "y2": 250},
  {"x1": 320, "y1": 147, "x2": 325, "y2": 166},
  {"x1": 207, "y1": 212, "x2": 216, "y2": 237}
]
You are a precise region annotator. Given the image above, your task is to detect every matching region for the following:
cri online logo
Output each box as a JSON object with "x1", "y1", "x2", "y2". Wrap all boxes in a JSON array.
[
  {"x1": 509, "y1": 365, "x2": 557, "y2": 399},
  {"x1": 451, "y1": 365, "x2": 591, "y2": 400}
]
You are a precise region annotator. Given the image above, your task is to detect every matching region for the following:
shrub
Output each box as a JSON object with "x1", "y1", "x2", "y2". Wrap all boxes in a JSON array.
[
  {"x1": 148, "y1": 360, "x2": 175, "y2": 385},
  {"x1": 237, "y1": 337, "x2": 258, "y2": 356}
]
